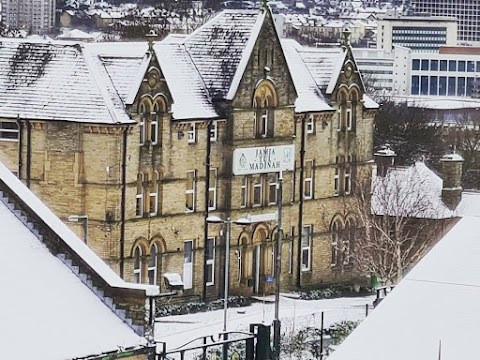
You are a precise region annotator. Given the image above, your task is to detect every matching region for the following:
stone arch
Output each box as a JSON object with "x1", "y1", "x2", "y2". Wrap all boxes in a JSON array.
[
  {"x1": 253, "y1": 80, "x2": 278, "y2": 108},
  {"x1": 153, "y1": 93, "x2": 168, "y2": 113},
  {"x1": 252, "y1": 223, "x2": 270, "y2": 244}
]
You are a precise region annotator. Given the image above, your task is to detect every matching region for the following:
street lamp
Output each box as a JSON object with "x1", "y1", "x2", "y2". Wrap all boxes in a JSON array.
[
  {"x1": 206, "y1": 215, "x2": 251, "y2": 333},
  {"x1": 68, "y1": 215, "x2": 88, "y2": 244}
]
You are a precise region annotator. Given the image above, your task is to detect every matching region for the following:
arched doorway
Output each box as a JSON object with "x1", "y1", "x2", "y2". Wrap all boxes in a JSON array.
[{"x1": 252, "y1": 224, "x2": 270, "y2": 294}]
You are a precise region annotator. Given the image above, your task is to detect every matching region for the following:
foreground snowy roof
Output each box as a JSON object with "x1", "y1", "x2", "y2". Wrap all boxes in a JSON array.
[
  {"x1": 0, "y1": 196, "x2": 145, "y2": 359},
  {"x1": 329, "y1": 215, "x2": 480, "y2": 360}
]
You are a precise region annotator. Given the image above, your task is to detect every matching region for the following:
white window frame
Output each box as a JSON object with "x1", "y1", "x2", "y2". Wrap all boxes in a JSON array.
[
  {"x1": 208, "y1": 168, "x2": 217, "y2": 211},
  {"x1": 331, "y1": 221, "x2": 340, "y2": 266},
  {"x1": 185, "y1": 170, "x2": 196, "y2": 212},
  {"x1": 344, "y1": 166, "x2": 351, "y2": 195},
  {"x1": 346, "y1": 102, "x2": 353, "y2": 131},
  {"x1": 148, "y1": 243, "x2": 158, "y2": 285},
  {"x1": 334, "y1": 167, "x2": 340, "y2": 196},
  {"x1": 344, "y1": 221, "x2": 353, "y2": 265},
  {"x1": 252, "y1": 176, "x2": 263, "y2": 207},
  {"x1": 0, "y1": 121, "x2": 19, "y2": 141},
  {"x1": 136, "y1": 173, "x2": 144, "y2": 218},
  {"x1": 337, "y1": 110, "x2": 342, "y2": 131},
  {"x1": 139, "y1": 103, "x2": 147, "y2": 145},
  {"x1": 268, "y1": 174, "x2": 278, "y2": 205},
  {"x1": 301, "y1": 225, "x2": 312, "y2": 271},
  {"x1": 255, "y1": 109, "x2": 268, "y2": 137},
  {"x1": 304, "y1": 160, "x2": 313, "y2": 200},
  {"x1": 150, "y1": 171, "x2": 159, "y2": 216},
  {"x1": 241, "y1": 177, "x2": 248, "y2": 208},
  {"x1": 237, "y1": 248, "x2": 242, "y2": 282},
  {"x1": 151, "y1": 103, "x2": 159, "y2": 145},
  {"x1": 209, "y1": 121, "x2": 217, "y2": 142},
  {"x1": 306, "y1": 115, "x2": 315, "y2": 134},
  {"x1": 133, "y1": 245, "x2": 142, "y2": 283},
  {"x1": 187, "y1": 123, "x2": 196, "y2": 144},
  {"x1": 206, "y1": 237, "x2": 215, "y2": 286}
]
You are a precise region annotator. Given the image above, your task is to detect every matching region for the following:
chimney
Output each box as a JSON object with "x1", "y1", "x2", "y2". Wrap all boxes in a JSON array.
[
  {"x1": 440, "y1": 153, "x2": 464, "y2": 210},
  {"x1": 374, "y1": 145, "x2": 396, "y2": 177}
]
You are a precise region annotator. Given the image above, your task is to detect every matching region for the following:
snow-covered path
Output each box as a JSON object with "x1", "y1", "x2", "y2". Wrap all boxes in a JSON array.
[{"x1": 155, "y1": 295, "x2": 375, "y2": 350}]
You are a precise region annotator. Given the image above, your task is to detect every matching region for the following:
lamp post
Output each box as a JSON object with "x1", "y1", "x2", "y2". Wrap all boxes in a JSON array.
[
  {"x1": 67, "y1": 215, "x2": 88, "y2": 244},
  {"x1": 206, "y1": 215, "x2": 251, "y2": 333},
  {"x1": 273, "y1": 170, "x2": 284, "y2": 360}
]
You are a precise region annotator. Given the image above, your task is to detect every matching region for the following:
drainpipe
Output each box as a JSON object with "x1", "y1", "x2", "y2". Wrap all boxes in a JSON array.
[
  {"x1": 17, "y1": 115, "x2": 23, "y2": 178},
  {"x1": 120, "y1": 126, "x2": 129, "y2": 279},
  {"x1": 203, "y1": 120, "x2": 212, "y2": 301},
  {"x1": 26, "y1": 120, "x2": 32, "y2": 189},
  {"x1": 296, "y1": 115, "x2": 306, "y2": 288}
]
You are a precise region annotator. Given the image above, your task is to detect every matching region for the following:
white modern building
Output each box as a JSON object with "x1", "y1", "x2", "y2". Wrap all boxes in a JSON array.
[
  {"x1": 377, "y1": 15, "x2": 457, "y2": 52},
  {"x1": 1, "y1": 0, "x2": 56, "y2": 34},
  {"x1": 411, "y1": 0, "x2": 480, "y2": 44}
]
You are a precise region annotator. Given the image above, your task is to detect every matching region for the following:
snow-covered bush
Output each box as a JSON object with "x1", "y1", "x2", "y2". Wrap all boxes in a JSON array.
[{"x1": 156, "y1": 296, "x2": 252, "y2": 317}]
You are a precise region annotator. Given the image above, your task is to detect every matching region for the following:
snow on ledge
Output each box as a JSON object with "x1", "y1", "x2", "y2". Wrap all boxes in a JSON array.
[{"x1": 0, "y1": 161, "x2": 159, "y2": 296}]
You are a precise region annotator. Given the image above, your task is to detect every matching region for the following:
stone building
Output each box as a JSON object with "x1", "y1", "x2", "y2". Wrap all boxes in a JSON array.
[
  {"x1": 1, "y1": 0, "x2": 56, "y2": 34},
  {"x1": 0, "y1": 6, "x2": 377, "y2": 300}
]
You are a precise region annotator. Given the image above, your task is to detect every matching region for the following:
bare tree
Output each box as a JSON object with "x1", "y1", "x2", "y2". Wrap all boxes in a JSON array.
[{"x1": 350, "y1": 163, "x2": 451, "y2": 285}]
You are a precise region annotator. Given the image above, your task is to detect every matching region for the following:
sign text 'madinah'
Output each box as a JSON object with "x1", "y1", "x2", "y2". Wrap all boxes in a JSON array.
[{"x1": 232, "y1": 144, "x2": 295, "y2": 175}]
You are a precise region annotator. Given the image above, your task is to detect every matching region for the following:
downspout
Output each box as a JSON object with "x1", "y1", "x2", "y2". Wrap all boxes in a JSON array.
[
  {"x1": 203, "y1": 120, "x2": 212, "y2": 301},
  {"x1": 296, "y1": 114, "x2": 306, "y2": 288},
  {"x1": 17, "y1": 115, "x2": 23, "y2": 178},
  {"x1": 26, "y1": 120, "x2": 32, "y2": 189},
  {"x1": 120, "y1": 126, "x2": 129, "y2": 279}
]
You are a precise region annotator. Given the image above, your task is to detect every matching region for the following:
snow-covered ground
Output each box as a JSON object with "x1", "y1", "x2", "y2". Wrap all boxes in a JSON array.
[{"x1": 155, "y1": 294, "x2": 375, "y2": 351}]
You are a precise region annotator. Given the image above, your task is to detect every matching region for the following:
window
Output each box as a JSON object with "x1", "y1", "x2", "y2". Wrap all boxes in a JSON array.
[
  {"x1": 255, "y1": 109, "x2": 268, "y2": 138},
  {"x1": 440, "y1": 60, "x2": 447, "y2": 71},
  {"x1": 344, "y1": 220, "x2": 354, "y2": 265},
  {"x1": 458, "y1": 60, "x2": 466, "y2": 72},
  {"x1": 301, "y1": 225, "x2": 312, "y2": 271},
  {"x1": 206, "y1": 238, "x2": 215, "y2": 286},
  {"x1": 237, "y1": 247, "x2": 242, "y2": 282},
  {"x1": 457, "y1": 77, "x2": 466, "y2": 96},
  {"x1": 420, "y1": 76, "x2": 428, "y2": 95},
  {"x1": 150, "y1": 171, "x2": 159, "y2": 216},
  {"x1": 344, "y1": 165, "x2": 351, "y2": 195},
  {"x1": 430, "y1": 76, "x2": 438, "y2": 95},
  {"x1": 421, "y1": 59, "x2": 429, "y2": 71},
  {"x1": 448, "y1": 60, "x2": 456, "y2": 72},
  {"x1": 253, "y1": 176, "x2": 263, "y2": 207},
  {"x1": 346, "y1": 103, "x2": 353, "y2": 130},
  {"x1": 185, "y1": 170, "x2": 195, "y2": 212},
  {"x1": 448, "y1": 77, "x2": 456, "y2": 96},
  {"x1": 412, "y1": 59, "x2": 420, "y2": 70},
  {"x1": 241, "y1": 177, "x2": 248, "y2": 208},
  {"x1": 138, "y1": 102, "x2": 147, "y2": 145},
  {"x1": 331, "y1": 221, "x2": 340, "y2": 266},
  {"x1": 150, "y1": 104, "x2": 159, "y2": 145},
  {"x1": 288, "y1": 227, "x2": 294, "y2": 274},
  {"x1": 411, "y1": 75, "x2": 420, "y2": 95},
  {"x1": 187, "y1": 123, "x2": 196, "y2": 144},
  {"x1": 337, "y1": 110, "x2": 342, "y2": 131},
  {"x1": 209, "y1": 121, "x2": 217, "y2": 142},
  {"x1": 306, "y1": 115, "x2": 315, "y2": 134},
  {"x1": 0, "y1": 121, "x2": 19, "y2": 140},
  {"x1": 136, "y1": 173, "x2": 144, "y2": 218},
  {"x1": 133, "y1": 245, "x2": 142, "y2": 283},
  {"x1": 430, "y1": 60, "x2": 438, "y2": 71},
  {"x1": 148, "y1": 243, "x2": 158, "y2": 285},
  {"x1": 439, "y1": 76, "x2": 447, "y2": 95},
  {"x1": 468, "y1": 61, "x2": 475, "y2": 72},
  {"x1": 268, "y1": 174, "x2": 278, "y2": 205},
  {"x1": 208, "y1": 168, "x2": 217, "y2": 211},
  {"x1": 334, "y1": 167, "x2": 340, "y2": 196},
  {"x1": 304, "y1": 160, "x2": 313, "y2": 200}
]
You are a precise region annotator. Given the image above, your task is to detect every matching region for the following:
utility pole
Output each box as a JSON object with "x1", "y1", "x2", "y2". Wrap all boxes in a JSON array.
[{"x1": 273, "y1": 170, "x2": 283, "y2": 360}]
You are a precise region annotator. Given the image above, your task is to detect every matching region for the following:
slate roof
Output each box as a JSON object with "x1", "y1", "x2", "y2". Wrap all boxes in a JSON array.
[
  {"x1": 184, "y1": 10, "x2": 264, "y2": 100},
  {"x1": 0, "y1": 39, "x2": 132, "y2": 124},
  {"x1": 282, "y1": 39, "x2": 333, "y2": 113}
]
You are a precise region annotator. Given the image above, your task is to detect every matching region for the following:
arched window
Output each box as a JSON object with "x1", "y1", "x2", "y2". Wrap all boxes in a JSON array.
[
  {"x1": 344, "y1": 219, "x2": 355, "y2": 265},
  {"x1": 148, "y1": 243, "x2": 158, "y2": 285},
  {"x1": 138, "y1": 101, "x2": 150, "y2": 145},
  {"x1": 151, "y1": 102, "x2": 159, "y2": 145},
  {"x1": 133, "y1": 245, "x2": 143, "y2": 283},
  {"x1": 331, "y1": 220, "x2": 342, "y2": 266},
  {"x1": 347, "y1": 89, "x2": 359, "y2": 131},
  {"x1": 150, "y1": 171, "x2": 159, "y2": 216},
  {"x1": 253, "y1": 81, "x2": 277, "y2": 138},
  {"x1": 337, "y1": 90, "x2": 348, "y2": 131}
]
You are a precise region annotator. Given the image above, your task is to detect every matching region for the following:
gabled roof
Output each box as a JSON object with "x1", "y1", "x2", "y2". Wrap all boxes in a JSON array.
[
  {"x1": 281, "y1": 39, "x2": 333, "y2": 113},
  {"x1": 0, "y1": 161, "x2": 157, "y2": 359},
  {"x1": 0, "y1": 39, "x2": 133, "y2": 124},
  {"x1": 329, "y1": 215, "x2": 480, "y2": 360},
  {"x1": 183, "y1": 10, "x2": 264, "y2": 100}
]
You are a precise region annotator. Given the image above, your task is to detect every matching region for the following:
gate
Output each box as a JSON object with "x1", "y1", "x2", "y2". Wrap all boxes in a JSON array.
[{"x1": 156, "y1": 324, "x2": 271, "y2": 360}]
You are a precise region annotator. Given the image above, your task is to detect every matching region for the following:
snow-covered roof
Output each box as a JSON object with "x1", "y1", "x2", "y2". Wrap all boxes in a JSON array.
[
  {"x1": 372, "y1": 162, "x2": 454, "y2": 219},
  {"x1": 183, "y1": 10, "x2": 263, "y2": 100},
  {"x1": 398, "y1": 95, "x2": 480, "y2": 110},
  {"x1": 0, "y1": 39, "x2": 133, "y2": 124},
  {"x1": 328, "y1": 215, "x2": 480, "y2": 360},
  {"x1": 154, "y1": 41, "x2": 219, "y2": 120},
  {"x1": 281, "y1": 39, "x2": 333, "y2": 113},
  {"x1": 57, "y1": 28, "x2": 94, "y2": 40},
  {"x1": 0, "y1": 170, "x2": 151, "y2": 359}
]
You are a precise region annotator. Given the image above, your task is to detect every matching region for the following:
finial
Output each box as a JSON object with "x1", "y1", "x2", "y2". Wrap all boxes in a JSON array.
[
  {"x1": 261, "y1": 0, "x2": 269, "y2": 11},
  {"x1": 146, "y1": 29, "x2": 157, "y2": 54},
  {"x1": 342, "y1": 28, "x2": 352, "y2": 48}
]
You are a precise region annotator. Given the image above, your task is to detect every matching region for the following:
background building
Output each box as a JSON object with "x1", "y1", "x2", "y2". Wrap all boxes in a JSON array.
[
  {"x1": 377, "y1": 15, "x2": 457, "y2": 52},
  {"x1": 411, "y1": 0, "x2": 480, "y2": 44},
  {"x1": 1, "y1": 0, "x2": 56, "y2": 34}
]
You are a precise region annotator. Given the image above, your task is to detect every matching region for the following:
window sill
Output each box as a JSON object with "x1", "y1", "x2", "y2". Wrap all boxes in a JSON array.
[
  {"x1": 0, "y1": 138, "x2": 19, "y2": 142},
  {"x1": 185, "y1": 209, "x2": 195, "y2": 213},
  {"x1": 301, "y1": 267, "x2": 311, "y2": 272},
  {"x1": 206, "y1": 282, "x2": 214, "y2": 287}
]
